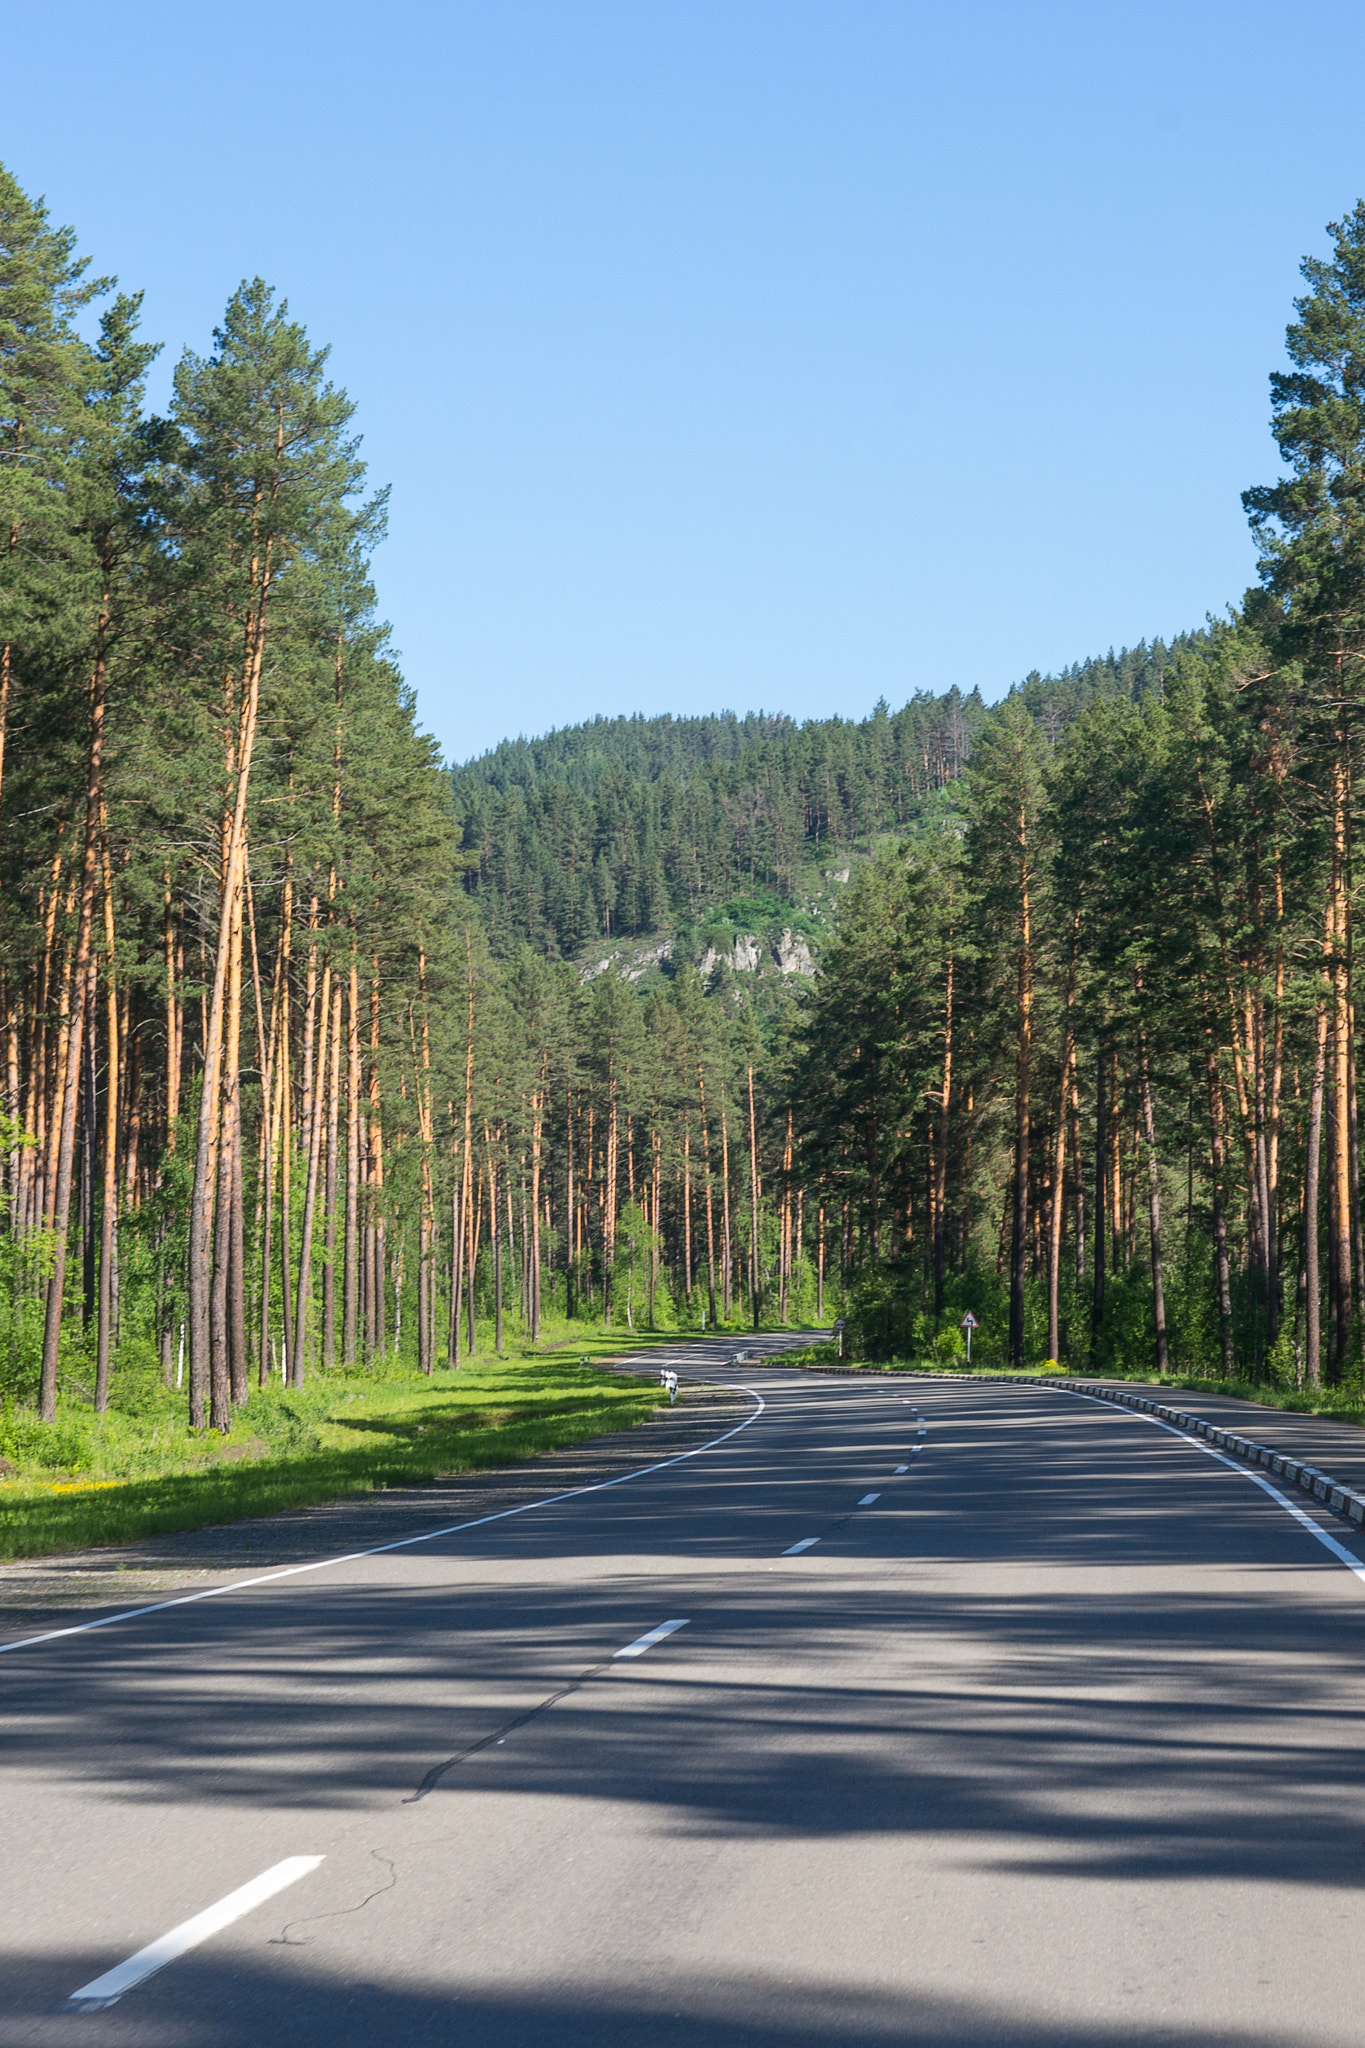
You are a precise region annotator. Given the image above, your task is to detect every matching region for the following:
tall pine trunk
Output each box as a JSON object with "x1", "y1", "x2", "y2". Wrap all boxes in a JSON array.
[
  {"x1": 698, "y1": 1065, "x2": 717, "y2": 1326},
  {"x1": 1046, "y1": 914, "x2": 1078, "y2": 1364},
  {"x1": 40, "y1": 639, "x2": 109, "y2": 1421},
  {"x1": 322, "y1": 973, "x2": 342, "y2": 1369},
  {"x1": 292, "y1": 954, "x2": 330, "y2": 1384},
  {"x1": 1134, "y1": 971, "x2": 1169, "y2": 1375},
  {"x1": 1009, "y1": 798, "x2": 1033, "y2": 1372},
  {"x1": 933, "y1": 940, "x2": 955, "y2": 1322},
  {"x1": 1304, "y1": 972, "x2": 1330, "y2": 1386},
  {"x1": 1206, "y1": 1041, "x2": 1236, "y2": 1377},
  {"x1": 1091, "y1": 1047, "x2": 1107, "y2": 1365},
  {"x1": 748, "y1": 1066, "x2": 760, "y2": 1330},
  {"x1": 188, "y1": 544, "x2": 271, "y2": 1424},
  {"x1": 95, "y1": 826, "x2": 119, "y2": 1412},
  {"x1": 719, "y1": 1094, "x2": 733, "y2": 1320},
  {"x1": 344, "y1": 944, "x2": 361, "y2": 1366},
  {"x1": 1328, "y1": 779, "x2": 1355, "y2": 1374}
]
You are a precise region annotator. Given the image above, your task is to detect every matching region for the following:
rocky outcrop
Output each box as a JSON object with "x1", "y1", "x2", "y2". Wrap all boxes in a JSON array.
[
  {"x1": 774, "y1": 930, "x2": 815, "y2": 976},
  {"x1": 581, "y1": 940, "x2": 674, "y2": 984},
  {"x1": 699, "y1": 935, "x2": 762, "y2": 978},
  {"x1": 583, "y1": 927, "x2": 816, "y2": 986}
]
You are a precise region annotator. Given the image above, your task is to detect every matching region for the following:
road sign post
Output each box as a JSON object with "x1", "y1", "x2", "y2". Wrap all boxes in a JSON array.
[
  {"x1": 834, "y1": 1317, "x2": 846, "y2": 1359},
  {"x1": 960, "y1": 1311, "x2": 978, "y2": 1364}
]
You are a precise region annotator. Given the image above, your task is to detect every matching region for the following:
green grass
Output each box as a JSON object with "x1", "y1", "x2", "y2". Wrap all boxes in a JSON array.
[
  {"x1": 0, "y1": 1347, "x2": 678, "y2": 1561},
  {"x1": 817, "y1": 1352, "x2": 1365, "y2": 1429},
  {"x1": 1033, "y1": 1363, "x2": 1365, "y2": 1425}
]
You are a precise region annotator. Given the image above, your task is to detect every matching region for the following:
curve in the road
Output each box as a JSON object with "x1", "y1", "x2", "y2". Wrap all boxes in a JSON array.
[{"x1": 0, "y1": 1334, "x2": 822, "y2": 1661}]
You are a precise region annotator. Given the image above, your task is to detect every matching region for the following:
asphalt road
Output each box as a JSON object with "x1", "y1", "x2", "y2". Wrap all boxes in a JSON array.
[{"x1": 7, "y1": 1346, "x2": 1365, "y2": 2047}]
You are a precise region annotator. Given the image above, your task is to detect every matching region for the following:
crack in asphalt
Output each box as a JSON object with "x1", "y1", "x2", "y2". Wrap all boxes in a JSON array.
[
  {"x1": 272, "y1": 1851, "x2": 398, "y2": 1946},
  {"x1": 404, "y1": 1665, "x2": 613, "y2": 1803}
]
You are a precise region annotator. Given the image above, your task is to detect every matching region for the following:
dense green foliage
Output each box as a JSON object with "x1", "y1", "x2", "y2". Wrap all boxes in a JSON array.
[
  {"x1": 786, "y1": 207, "x2": 1365, "y2": 1383},
  {"x1": 6, "y1": 152, "x2": 1365, "y2": 1498},
  {"x1": 449, "y1": 641, "x2": 1204, "y2": 960}
]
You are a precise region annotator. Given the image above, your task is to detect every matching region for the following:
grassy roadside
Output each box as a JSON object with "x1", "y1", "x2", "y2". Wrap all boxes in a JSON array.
[
  {"x1": 800, "y1": 1350, "x2": 1365, "y2": 1430},
  {"x1": 1028, "y1": 1364, "x2": 1365, "y2": 1426},
  {"x1": 0, "y1": 1335, "x2": 688, "y2": 1562}
]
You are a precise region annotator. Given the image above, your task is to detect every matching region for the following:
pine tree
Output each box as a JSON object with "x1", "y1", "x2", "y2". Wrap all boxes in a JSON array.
[
  {"x1": 968, "y1": 702, "x2": 1052, "y2": 1371},
  {"x1": 157, "y1": 280, "x2": 370, "y2": 1427}
]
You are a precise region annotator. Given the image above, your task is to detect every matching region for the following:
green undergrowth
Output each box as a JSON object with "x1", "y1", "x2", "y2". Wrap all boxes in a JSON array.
[
  {"x1": 824, "y1": 1354, "x2": 1365, "y2": 1428},
  {"x1": 1031, "y1": 1365, "x2": 1365, "y2": 1427},
  {"x1": 0, "y1": 1349, "x2": 673, "y2": 1561},
  {"x1": 778, "y1": 1343, "x2": 1063, "y2": 1376}
]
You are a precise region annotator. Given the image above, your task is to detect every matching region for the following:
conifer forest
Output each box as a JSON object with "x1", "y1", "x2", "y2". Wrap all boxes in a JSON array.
[{"x1": 6, "y1": 156, "x2": 1365, "y2": 1450}]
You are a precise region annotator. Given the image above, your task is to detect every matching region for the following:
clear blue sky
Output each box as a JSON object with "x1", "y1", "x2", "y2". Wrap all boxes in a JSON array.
[{"x1": 7, "y1": 1, "x2": 1365, "y2": 761}]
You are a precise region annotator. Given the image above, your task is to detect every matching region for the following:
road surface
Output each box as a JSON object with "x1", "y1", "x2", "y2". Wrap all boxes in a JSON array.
[{"x1": 6, "y1": 1345, "x2": 1365, "y2": 2046}]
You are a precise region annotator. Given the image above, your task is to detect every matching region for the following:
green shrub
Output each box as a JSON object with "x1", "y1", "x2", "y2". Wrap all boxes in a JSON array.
[{"x1": 0, "y1": 1409, "x2": 93, "y2": 1471}]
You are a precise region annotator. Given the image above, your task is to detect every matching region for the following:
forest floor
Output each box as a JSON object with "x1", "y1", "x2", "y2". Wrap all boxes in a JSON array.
[{"x1": 0, "y1": 1328, "x2": 690, "y2": 1561}]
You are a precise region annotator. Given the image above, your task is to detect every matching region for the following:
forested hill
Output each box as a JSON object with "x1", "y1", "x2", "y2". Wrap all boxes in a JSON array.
[{"x1": 449, "y1": 633, "x2": 1205, "y2": 958}]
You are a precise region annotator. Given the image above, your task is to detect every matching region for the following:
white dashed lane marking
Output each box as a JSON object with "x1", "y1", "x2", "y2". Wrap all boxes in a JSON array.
[{"x1": 614, "y1": 1619, "x2": 690, "y2": 1660}]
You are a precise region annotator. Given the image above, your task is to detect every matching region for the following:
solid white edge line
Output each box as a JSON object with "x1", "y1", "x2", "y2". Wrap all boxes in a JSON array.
[
  {"x1": 783, "y1": 1536, "x2": 820, "y2": 1555},
  {"x1": 613, "y1": 1617, "x2": 690, "y2": 1659},
  {"x1": 1054, "y1": 1388, "x2": 1365, "y2": 1583},
  {"x1": 0, "y1": 1374, "x2": 769, "y2": 1659},
  {"x1": 61, "y1": 1855, "x2": 324, "y2": 2010}
]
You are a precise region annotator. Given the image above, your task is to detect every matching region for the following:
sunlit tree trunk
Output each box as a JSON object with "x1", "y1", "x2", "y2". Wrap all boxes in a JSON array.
[
  {"x1": 344, "y1": 943, "x2": 361, "y2": 1366},
  {"x1": 933, "y1": 939, "x2": 955, "y2": 1322},
  {"x1": 698, "y1": 1065, "x2": 717, "y2": 1326},
  {"x1": 1328, "y1": 768, "x2": 1354, "y2": 1373},
  {"x1": 40, "y1": 637, "x2": 109, "y2": 1421},
  {"x1": 292, "y1": 953, "x2": 330, "y2": 1385},
  {"x1": 748, "y1": 1066, "x2": 760, "y2": 1330},
  {"x1": 188, "y1": 539, "x2": 272, "y2": 1426},
  {"x1": 529, "y1": 1064, "x2": 545, "y2": 1341},
  {"x1": 1304, "y1": 976, "x2": 1329, "y2": 1387},
  {"x1": 256, "y1": 923, "x2": 283, "y2": 1387},
  {"x1": 1134, "y1": 968, "x2": 1169, "y2": 1375},
  {"x1": 462, "y1": 935, "x2": 477, "y2": 1355},
  {"x1": 368, "y1": 959, "x2": 385, "y2": 1356},
  {"x1": 682, "y1": 1119, "x2": 692, "y2": 1315},
  {"x1": 719, "y1": 1093, "x2": 733, "y2": 1320},
  {"x1": 1046, "y1": 972, "x2": 1075, "y2": 1364},
  {"x1": 277, "y1": 869, "x2": 294, "y2": 1374},
  {"x1": 1009, "y1": 796, "x2": 1033, "y2": 1372},
  {"x1": 1206, "y1": 1040, "x2": 1236, "y2": 1378},
  {"x1": 322, "y1": 971, "x2": 342, "y2": 1369},
  {"x1": 1091, "y1": 1047, "x2": 1106, "y2": 1365},
  {"x1": 95, "y1": 824, "x2": 119, "y2": 1411}
]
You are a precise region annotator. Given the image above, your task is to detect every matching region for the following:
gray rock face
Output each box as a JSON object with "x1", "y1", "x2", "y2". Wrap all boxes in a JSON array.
[
  {"x1": 775, "y1": 929, "x2": 815, "y2": 976},
  {"x1": 581, "y1": 940, "x2": 673, "y2": 984},
  {"x1": 584, "y1": 927, "x2": 816, "y2": 987},
  {"x1": 699, "y1": 935, "x2": 762, "y2": 977}
]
